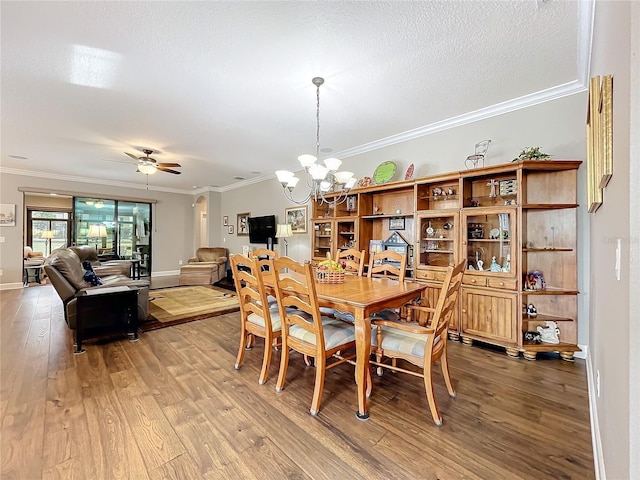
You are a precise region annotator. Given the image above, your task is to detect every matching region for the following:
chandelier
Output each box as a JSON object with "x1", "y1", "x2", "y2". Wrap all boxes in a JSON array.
[{"x1": 276, "y1": 77, "x2": 357, "y2": 206}]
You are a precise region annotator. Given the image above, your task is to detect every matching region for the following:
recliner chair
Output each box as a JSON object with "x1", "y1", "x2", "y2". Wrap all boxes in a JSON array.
[
  {"x1": 179, "y1": 247, "x2": 228, "y2": 285},
  {"x1": 44, "y1": 248, "x2": 150, "y2": 350}
]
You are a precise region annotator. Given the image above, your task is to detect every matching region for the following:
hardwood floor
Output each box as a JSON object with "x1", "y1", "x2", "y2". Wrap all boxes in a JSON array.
[{"x1": 1, "y1": 284, "x2": 594, "y2": 479}]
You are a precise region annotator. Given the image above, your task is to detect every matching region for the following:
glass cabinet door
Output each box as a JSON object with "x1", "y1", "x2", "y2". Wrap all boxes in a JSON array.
[
  {"x1": 311, "y1": 220, "x2": 333, "y2": 261},
  {"x1": 416, "y1": 212, "x2": 458, "y2": 268},
  {"x1": 462, "y1": 208, "x2": 515, "y2": 275}
]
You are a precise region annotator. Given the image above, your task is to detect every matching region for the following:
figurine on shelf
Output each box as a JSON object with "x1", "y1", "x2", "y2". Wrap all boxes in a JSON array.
[
  {"x1": 502, "y1": 254, "x2": 511, "y2": 273},
  {"x1": 489, "y1": 256, "x2": 501, "y2": 272},
  {"x1": 537, "y1": 321, "x2": 560, "y2": 344},
  {"x1": 526, "y1": 303, "x2": 537, "y2": 317},
  {"x1": 524, "y1": 270, "x2": 546, "y2": 290}
]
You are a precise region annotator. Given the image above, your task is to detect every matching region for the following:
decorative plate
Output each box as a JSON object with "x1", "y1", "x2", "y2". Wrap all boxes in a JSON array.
[
  {"x1": 373, "y1": 161, "x2": 397, "y2": 184},
  {"x1": 404, "y1": 163, "x2": 415, "y2": 180},
  {"x1": 357, "y1": 176, "x2": 372, "y2": 188}
]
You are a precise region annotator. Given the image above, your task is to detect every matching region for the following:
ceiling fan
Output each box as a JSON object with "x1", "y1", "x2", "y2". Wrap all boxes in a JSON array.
[{"x1": 124, "y1": 149, "x2": 182, "y2": 175}]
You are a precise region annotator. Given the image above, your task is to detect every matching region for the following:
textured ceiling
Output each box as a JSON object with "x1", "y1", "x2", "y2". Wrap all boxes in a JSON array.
[{"x1": 1, "y1": 1, "x2": 589, "y2": 192}]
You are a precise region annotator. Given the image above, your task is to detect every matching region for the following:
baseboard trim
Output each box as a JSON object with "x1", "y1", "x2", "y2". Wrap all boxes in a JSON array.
[
  {"x1": 151, "y1": 270, "x2": 180, "y2": 277},
  {"x1": 586, "y1": 349, "x2": 606, "y2": 479},
  {"x1": 0, "y1": 282, "x2": 27, "y2": 291}
]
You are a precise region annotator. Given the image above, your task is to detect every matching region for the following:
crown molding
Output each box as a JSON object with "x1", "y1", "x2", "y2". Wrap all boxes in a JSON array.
[{"x1": 0, "y1": 167, "x2": 194, "y2": 195}]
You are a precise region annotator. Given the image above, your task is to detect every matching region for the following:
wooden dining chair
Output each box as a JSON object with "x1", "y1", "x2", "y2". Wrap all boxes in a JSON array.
[
  {"x1": 335, "y1": 248, "x2": 366, "y2": 276},
  {"x1": 368, "y1": 250, "x2": 407, "y2": 282},
  {"x1": 369, "y1": 260, "x2": 466, "y2": 425},
  {"x1": 229, "y1": 254, "x2": 282, "y2": 385},
  {"x1": 249, "y1": 247, "x2": 278, "y2": 270},
  {"x1": 270, "y1": 256, "x2": 363, "y2": 416}
]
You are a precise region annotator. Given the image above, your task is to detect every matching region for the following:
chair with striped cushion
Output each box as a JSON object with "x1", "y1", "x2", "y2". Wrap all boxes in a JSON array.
[
  {"x1": 230, "y1": 254, "x2": 282, "y2": 385},
  {"x1": 369, "y1": 259, "x2": 465, "y2": 425},
  {"x1": 271, "y1": 256, "x2": 365, "y2": 416}
]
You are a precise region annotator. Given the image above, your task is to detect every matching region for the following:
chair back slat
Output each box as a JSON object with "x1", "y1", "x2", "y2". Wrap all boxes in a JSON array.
[
  {"x1": 249, "y1": 248, "x2": 278, "y2": 272},
  {"x1": 271, "y1": 257, "x2": 324, "y2": 343},
  {"x1": 367, "y1": 250, "x2": 407, "y2": 282},
  {"x1": 230, "y1": 254, "x2": 273, "y2": 330},
  {"x1": 336, "y1": 248, "x2": 366, "y2": 276},
  {"x1": 430, "y1": 260, "x2": 466, "y2": 339}
]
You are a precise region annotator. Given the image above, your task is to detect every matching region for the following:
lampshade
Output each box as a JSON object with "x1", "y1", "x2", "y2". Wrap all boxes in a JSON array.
[
  {"x1": 275, "y1": 224, "x2": 293, "y2": 238},
  {"x1": 41, "y1": 230, "x2": 55, "y2": 239},
  {"x1": 87, "y1": 224, "x2": 107, "y2": 238},
  {"x1": 138, "y1": 164, "x2": 158, "y2": 175}
]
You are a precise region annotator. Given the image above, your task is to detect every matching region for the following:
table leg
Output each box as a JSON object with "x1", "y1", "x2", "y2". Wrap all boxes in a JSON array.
[{"x1": 353, "y1": 307, "x2": 370, "y2": 420}]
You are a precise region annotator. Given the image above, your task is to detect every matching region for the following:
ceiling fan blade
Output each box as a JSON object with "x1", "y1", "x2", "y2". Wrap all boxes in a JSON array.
[
  {"x1": 105, "y1": 158, "x2": 137, "y2": 165},
  {"x1": 125, "y1": 152, "x2": 141, "y2": 161},
  {"x1": 157, "y1": 166, "x2": 181, "y2": 175},
  {"x1": 157, "y1": 162, "x2": 181, "y2": 168}
]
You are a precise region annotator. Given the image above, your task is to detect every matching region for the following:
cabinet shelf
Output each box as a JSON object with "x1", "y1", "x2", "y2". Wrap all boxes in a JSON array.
[
  {"x1": 361, "y1": 213, "x2": 414, "y2": 219},
  {"x1": 521, "y1": 203, "x2": 578, "y2": 210},
  {"x1": 523, "y1": 247, "x2": 573, "y2": 252},
  {"x1": 522, "y1": 314, "x2": 575, "y2": 323},
  {"x1": 466, "y1": 238, "x2": 511, "y2": 243},
  {"x1": 423, "y1": 249, "x2": 454, "y2": 254},
  {"x1": 522, "y1": 288, "x2": 579, "y2": 295},
  {"x1": 338, "y1": 231, "x2": 355, "y2": 235}
]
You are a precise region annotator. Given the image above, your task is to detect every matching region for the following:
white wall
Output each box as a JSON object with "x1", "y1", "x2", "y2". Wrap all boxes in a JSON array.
[{"x1": 588, "y1": 1, "x2": 639, "y2": 479}]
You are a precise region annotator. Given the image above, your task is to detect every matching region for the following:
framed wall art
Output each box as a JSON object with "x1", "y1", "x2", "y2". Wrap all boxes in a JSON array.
[
  {"x1": 285, "y1": 206, "x2": 307, "y2": 234},
  {"x1": 389, "y1": 217, "x2": 405, "y2": 230},
  {"x1": 228, "y1": 225, "x2": 234, "y2": 234},
  {"x1": 237, "y1": 212, "x2": 250, "y2": 236},
  {"x1": 586, "y1": 74, "x2": 613, "y2": 213},
  {"x1": 223, "y1": 215, "x2": 229, "y2": 226},
  {"x1": 0, "y1": 204, "x2": 16, "y2": 227}
]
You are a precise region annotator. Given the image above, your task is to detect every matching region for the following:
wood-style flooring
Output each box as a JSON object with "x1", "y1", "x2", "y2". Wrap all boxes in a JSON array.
[{"x1": 1, "y1": 282, "x2": 595, "y2": 479}]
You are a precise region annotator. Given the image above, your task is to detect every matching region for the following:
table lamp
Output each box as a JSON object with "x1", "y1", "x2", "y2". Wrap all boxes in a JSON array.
[{"x1": 275, "y1": 224, "x2": 293, "y2": 257}]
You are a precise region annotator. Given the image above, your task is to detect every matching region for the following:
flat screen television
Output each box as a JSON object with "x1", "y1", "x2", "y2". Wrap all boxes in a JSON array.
[{"x1": 248, "y1": 215, "x2": 278, "y2": 245}]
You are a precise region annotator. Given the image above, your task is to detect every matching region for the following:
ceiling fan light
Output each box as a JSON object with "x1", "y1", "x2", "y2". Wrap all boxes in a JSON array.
[{"x1": 139, "y1": 164, "x2": 157, "y2": 175}]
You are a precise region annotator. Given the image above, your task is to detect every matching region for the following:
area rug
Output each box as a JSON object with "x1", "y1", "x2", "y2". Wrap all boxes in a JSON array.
[{"x1": 141, "y1": 285, "x2": 239, "y2": 331}]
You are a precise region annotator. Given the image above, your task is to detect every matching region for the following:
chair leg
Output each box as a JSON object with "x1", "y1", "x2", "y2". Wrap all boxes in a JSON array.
[
  {"x1": 366, "y1": 365, "x2": 373, "y2": 398},
  {"x1": 375, "y1": 327, "x2": 384, "y2": 376},
  {"x1": 275, "y1": 342, "x2": 289, "y2": 393},
  {"x1": 309, "y1": 357, "x2": 326, "y2": 415},
  {"x1": 441, "y1": 351, "x2": 456, "y2": 398},
  {"x1": 258, "y1": 335, "x2": 273, "y2": 385},
  {"x1": 304, "y1": 354, "x2": 313, "y2": 367},
  {"x1": 235, "y1": 329, "x2": 248, "y2": 370},
  {"x1": 423, "y1": 365, "x2": 442, "y2": 426},
  {"x1": 246, "y1": 333, "x2": 255, "y2": 350}
]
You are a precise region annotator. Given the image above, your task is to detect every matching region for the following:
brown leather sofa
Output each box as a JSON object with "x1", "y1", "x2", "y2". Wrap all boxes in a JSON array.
[
  {"x1": 69, "y1": 245, "x2": 133, "y2": 277},
  {"x1": 44, "y1": 248, "x2": 150, "y2": 346},
  {"x1": 179, "y1": 247, "x2": 228, "y2": 285}
]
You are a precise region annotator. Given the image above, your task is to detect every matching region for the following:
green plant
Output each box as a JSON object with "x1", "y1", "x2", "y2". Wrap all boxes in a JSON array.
[{"x1": 512, "y1": 147, "x2": 552, "y2": 162}]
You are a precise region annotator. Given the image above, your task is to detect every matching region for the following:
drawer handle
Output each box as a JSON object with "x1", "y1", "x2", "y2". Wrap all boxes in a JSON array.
[
  {"x1": 499, "y1": 281, "x2": 504, "y2": 286},
  {"x1": 462, "y1": 309, "x2": 467, "y2": 313},
  {"x1": 471, "y1": 279, "x2": 476, "y2": 283}
]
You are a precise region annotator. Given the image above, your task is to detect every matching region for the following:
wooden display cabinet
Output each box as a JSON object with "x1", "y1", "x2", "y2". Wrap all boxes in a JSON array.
[{"x1": 310, "y1": 160, "x2": 582, "y2": 362}]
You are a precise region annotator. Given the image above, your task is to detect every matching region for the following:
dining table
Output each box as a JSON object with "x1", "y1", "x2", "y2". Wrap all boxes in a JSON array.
[{"x1": 264, "y1": 271, "x2": 427, "y2": 420}]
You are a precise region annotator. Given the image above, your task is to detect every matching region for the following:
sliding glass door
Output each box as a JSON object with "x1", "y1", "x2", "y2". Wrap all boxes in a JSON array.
[{"x1": 74, "y1": 198, "x2": 152, "y2": 276}]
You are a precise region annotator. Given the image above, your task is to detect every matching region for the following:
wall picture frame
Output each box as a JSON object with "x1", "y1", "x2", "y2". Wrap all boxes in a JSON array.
[
  {"x1": 0, "y1": 204, "x2": 16, "y2": 227},
  {"x1": 223, "y1": 215, "x2": 229, "y2": 226},
  {"x1": 389, "y1": 217, "x2": 405, "y2": 230},
  {"x1": 228, "y1": 225, "x2": 234, "y2": 234},
  {"x1": 285, "y1": 206, "x2": 307, "y2": 234},
  {"x1": 237, "y1": 212, "x2": 250, "y2": 236},
  {"x1": 586, "y1": 74, "x2": 613, "y2": 213}
]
